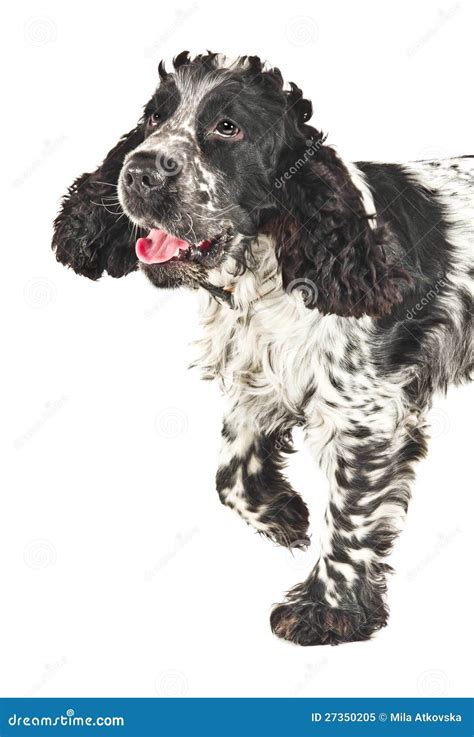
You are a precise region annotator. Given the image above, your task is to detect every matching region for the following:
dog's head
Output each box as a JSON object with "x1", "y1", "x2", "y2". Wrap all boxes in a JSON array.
[
  {"x1": 117, "y1": 52, "x2": 294, "y2": 292},
  {"x1": 53, "y1": 52, "x2": 407, "y2": 315}
]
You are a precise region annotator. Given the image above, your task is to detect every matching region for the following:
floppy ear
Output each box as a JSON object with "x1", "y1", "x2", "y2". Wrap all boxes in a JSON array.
[
  {"x1": 275, "y1": 144, "x2": 409, "y2": 317},
  {"x1": 52, "y1": 127, "x2": 143, "y2": 279}
]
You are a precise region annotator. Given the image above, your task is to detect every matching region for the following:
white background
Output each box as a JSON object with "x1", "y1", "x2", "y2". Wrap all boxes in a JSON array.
[{"x1": 1, "y1": 0, "x2": 472, "y2": 698}]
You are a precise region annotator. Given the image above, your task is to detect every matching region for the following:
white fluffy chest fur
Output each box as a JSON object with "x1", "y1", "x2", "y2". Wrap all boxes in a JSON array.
[{"x1": 194, "y1": 237, "x2": 407, "y2": 437}]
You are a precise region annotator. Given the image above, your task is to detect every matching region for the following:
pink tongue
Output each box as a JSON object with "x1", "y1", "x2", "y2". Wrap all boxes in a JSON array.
[{"x1": 135, "y1": 229, "x2": 190, "y2": 264}]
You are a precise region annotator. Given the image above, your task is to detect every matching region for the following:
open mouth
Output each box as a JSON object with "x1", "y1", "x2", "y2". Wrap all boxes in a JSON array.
[{"x1": 135, "y1": 228, "x2": 221, "y2": 266}]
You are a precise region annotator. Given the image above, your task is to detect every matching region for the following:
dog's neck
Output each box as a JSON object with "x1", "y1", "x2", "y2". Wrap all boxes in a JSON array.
[
  {"x1": 194, "y1": 233, "x2": 321, "y2": 387},
  {"x1": 204, "y1": 234, "x2": 282, "y2": 312}
]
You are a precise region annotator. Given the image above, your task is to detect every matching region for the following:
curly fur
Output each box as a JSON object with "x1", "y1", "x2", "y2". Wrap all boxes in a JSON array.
[
  {"x1": 52, "y1": 52, "x2": 473, "y2": 647},
  {"x1": 53, "y1": 128, "x2": 142, "y2": 279},
  {"x1": 271, "y1": 145, "x2": 411, "y2": 317}
]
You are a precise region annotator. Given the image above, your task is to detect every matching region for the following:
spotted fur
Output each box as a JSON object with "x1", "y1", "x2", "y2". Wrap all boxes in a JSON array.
[{"x1": 52, "y1": 53, "x2": 473, "y2": 646}]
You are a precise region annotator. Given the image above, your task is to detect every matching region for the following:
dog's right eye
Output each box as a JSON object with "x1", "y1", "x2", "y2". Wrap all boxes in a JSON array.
[{"x1": 147, "y1": 112, "x2": 161, "y2": 128}]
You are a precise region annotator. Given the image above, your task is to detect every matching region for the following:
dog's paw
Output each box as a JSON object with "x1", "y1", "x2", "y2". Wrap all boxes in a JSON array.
[
  {"x1": 270, "y1": 597, "x2": 387, "y2": 646},
  {"x1": 258, "y1": 491, "x2": 310, "y2": 548}
]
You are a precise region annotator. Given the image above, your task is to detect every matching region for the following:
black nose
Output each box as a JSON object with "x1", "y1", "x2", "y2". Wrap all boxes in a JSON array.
[{"x1": 122, "y1": 152, "x2": 166, "y2": 197}]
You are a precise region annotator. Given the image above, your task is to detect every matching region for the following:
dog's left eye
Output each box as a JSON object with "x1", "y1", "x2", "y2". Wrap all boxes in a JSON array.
[{"x1": 213, "y1": 119, "x2": 241, "y2": 138}]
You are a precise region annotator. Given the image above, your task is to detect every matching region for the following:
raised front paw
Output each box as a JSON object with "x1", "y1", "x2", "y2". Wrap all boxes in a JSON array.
[
  {"x1": 258, "y1": 490, "x2": 310, "y2": 549},
  {"x1": 218, "y1": 470, "x2": 310, "y2": 548}
]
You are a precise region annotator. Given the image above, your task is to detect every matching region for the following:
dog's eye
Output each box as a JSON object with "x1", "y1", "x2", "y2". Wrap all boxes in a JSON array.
[
  {"x1": 147, "y1": 112, "x2": 161, "y2": 128},
  {"x1": 213, "y1": 119, "x2": 241, "y2": 138}
]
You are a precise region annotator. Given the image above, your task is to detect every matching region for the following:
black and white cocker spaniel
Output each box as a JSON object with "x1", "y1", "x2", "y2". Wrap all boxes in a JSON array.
[{"x1": 52, "y1": 52, "x2": 473, "y2": 646}]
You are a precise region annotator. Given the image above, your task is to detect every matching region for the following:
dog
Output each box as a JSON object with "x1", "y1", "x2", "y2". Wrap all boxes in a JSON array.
[{"x1": 52, "y1": 52, "x2": 473, "y2": 646}]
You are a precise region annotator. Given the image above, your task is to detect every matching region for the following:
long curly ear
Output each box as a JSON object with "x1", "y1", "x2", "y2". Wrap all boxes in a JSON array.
[
  {"x1": 52, "y1": 127, "x2": 143, "y2": 279},
  {"x1": 275, "y1": 145, "x2": 409, "y2": 317}
]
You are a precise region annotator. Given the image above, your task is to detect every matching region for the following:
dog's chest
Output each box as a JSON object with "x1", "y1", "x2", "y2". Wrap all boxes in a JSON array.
[{"x1": 198, "y1": 291, "x2": 369, "y2": 425}]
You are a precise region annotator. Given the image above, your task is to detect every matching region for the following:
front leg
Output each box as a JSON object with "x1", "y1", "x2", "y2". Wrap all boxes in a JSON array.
[
  {"x1": 271, "y1": 407, "x2": 428, "y2": 645},
  {"x1": 216, "y1": 406, "x2": 310, "y2": 548}
]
